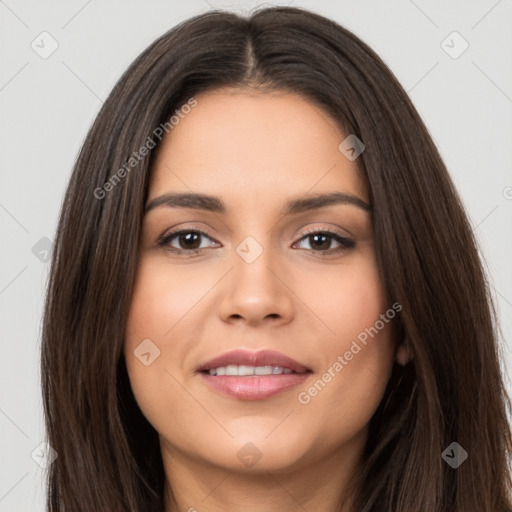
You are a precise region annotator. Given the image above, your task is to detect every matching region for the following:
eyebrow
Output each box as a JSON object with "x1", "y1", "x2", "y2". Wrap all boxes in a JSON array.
[{"x1": 144, "y1": 191, "x2": 372, "y2": 216}]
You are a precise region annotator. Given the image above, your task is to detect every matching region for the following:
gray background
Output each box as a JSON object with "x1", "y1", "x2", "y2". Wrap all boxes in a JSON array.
[{"x1": 1, "y1": 0, "x2": 511, "y2": 509}]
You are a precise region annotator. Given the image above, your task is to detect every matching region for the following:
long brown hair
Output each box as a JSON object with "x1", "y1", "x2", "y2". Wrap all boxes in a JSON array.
[{"x1": 41, "y1": 6, "x2": 512, "y2": 511}]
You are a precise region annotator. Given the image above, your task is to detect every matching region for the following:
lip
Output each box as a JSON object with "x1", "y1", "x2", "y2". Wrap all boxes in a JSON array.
[
  {"x1": 196, "y1": 349, "x2": 312, "y2": 373},
  {"x1": 196, "y1": 349, "x2": 313, "y2": 401}
]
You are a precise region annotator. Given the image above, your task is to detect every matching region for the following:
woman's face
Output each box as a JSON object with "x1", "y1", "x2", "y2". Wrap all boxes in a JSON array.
[{"x1": 124, "y1": 88, "x2": 400, "y2": 474}]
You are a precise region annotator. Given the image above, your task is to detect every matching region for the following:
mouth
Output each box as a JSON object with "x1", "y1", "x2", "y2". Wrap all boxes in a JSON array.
[
  {"x1": 196, "y1": 349, "x2": 313, "y2": 400},
  {"x1": 202, "y1": 365, "x2": 300, "y2": 376}
]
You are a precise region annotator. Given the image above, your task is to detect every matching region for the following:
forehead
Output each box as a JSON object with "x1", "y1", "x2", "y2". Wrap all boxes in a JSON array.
[{"x1": 148, "y1": 89, "x2": 368, "y2": 210}]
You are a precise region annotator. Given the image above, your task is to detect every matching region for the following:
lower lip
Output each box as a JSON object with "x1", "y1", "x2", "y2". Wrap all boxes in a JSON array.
[{"x1": 199, "y1": 372, "x2": 311, "y2": 400}]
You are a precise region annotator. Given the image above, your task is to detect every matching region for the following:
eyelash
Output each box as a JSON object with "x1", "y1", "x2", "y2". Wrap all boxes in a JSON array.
[{"x1": 157, "y1": 226, "x2": 355, "y2": 257}]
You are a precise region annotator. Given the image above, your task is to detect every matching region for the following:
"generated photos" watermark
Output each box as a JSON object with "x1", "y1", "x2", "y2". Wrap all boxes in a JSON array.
[
  {"x1": 94, "y1": 97, "x2": 197, "y2": 200},
  {"x1": 297, "y1": 302, "x2": 402, "y2": 404}
]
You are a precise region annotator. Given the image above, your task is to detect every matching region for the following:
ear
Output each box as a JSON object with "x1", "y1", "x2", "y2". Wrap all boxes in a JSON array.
[{"x1": 395, "y1": 340, "x2": 413, "y2": 366}]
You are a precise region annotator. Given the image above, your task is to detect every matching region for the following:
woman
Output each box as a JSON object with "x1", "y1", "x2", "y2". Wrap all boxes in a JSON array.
[{"x1": 40, "y1": 6, "x2": 512, "y2": 511}]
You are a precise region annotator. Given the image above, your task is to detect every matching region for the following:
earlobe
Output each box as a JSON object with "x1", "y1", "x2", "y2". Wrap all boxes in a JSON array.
[{"x1": 395, "y1": 342, "x2": 413, "y2": 366}]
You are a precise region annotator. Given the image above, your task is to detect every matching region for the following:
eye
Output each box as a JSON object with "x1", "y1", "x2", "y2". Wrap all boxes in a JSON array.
[
  {"x1": 293, "y1": 228, "x2": 355, "y2": 255},
  {"x1": 158, "y1": 228, "x2": 219, "y2": 255}
]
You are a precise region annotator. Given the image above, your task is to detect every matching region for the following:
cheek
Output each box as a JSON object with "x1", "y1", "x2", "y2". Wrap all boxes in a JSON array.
[
  {"x1": 123, "y1": 257, "x2": 197, "y2": 427},
  {"x1": 296, "y1": 252, "x2": 395, "y2": 434},
  {"x1": 310, "y1": 249, "x2": 390, "y2": 345},
  {"x1": 125, "y1": 255, "x2": 208, "y2": 350}
]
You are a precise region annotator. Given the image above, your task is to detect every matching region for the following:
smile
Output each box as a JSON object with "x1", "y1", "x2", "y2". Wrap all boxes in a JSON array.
[
  {"x1": 196, "y1": 349, "x2": 313, "y2": 400},
  {"x1": 205, "y1": 365, "x2": 297, "y2": 376}
]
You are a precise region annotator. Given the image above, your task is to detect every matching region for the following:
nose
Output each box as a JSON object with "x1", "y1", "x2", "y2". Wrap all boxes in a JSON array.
[{"x1": 217, "y1": 243, "x2": 294, "y2": 328}]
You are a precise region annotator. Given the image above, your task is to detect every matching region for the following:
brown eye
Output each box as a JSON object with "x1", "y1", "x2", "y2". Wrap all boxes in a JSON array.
[
  {"x1": 294, "y1": 229, "x2": 355, "y2": 254},
  {"x1": 158, "y1": 229, "x2": 219, "y2": 255}
]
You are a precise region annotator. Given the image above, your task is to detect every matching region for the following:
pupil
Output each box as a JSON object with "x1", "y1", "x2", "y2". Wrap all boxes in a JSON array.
[
  {"x1": 311, "y1": 233, "x2": 330, "y2": 250},
  {"x1": 180, "y1": 232, "x2": 200, "y2": 249}
]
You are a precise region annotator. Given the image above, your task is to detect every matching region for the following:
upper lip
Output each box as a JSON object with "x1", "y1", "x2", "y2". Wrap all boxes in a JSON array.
[{"x1": 196, "y1": 349, "x2": 312, "y2": 373}]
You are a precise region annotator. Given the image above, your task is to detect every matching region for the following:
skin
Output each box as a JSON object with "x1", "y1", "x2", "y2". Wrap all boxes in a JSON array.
[{"x1": 124, "y1": 88, "x2": 410, "y2": 512}]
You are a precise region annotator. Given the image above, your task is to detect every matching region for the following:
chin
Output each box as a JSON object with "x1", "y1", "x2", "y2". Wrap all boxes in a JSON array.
[{"x1": 215, "y1": 433, "x2": 312, "y2": 473}]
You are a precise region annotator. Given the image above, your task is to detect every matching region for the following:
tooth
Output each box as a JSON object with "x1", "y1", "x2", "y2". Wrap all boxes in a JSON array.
[
  {"x1": 238, "y1": 365, "x2": 255, "y2": 376},
  {"x1": 206, "y1": 365, "x2": 297, "y2": 376},
  {"x1": 225, "y1": 365, "x2": 238, "y2": 376},
  {"x1": 255, "y1": 366, "x2": 273, "y2": 375}
]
